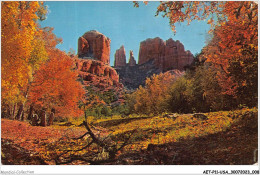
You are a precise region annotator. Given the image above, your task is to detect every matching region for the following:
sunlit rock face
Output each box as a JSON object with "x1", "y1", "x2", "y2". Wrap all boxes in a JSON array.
[
  {"x1": 114, "y1": 45, "x2": 126, "y2": 67},
  {"x1": 78, "y1": 30, "x2": 111, "y2": 65},
  {"x1": 138, "y1": 37, "x2": 194, "y2": 71},
  {"x1": 164, "y1": 38, "x2": 194, "y2": 71}
]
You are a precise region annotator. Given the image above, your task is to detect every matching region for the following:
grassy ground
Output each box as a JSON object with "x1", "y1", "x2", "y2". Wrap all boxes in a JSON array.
[{"x1": 1, "y1": 108, "x2": 258, "y2": 165}]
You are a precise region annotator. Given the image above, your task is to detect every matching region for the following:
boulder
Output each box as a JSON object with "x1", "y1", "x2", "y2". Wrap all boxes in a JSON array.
[{"x1": 162, "y1": 113, "x2": 178, "y2": 120}]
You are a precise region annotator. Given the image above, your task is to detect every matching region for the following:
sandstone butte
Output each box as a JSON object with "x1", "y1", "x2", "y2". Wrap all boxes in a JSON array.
[
  {"x1": 78, "y1": 30, "x2": 111, "y2": 65},
  {"x1": 76, "y1": 30, "x2": 122, "y2": 90},
  {"x1": 138, "y1": 37, "x2": 194, "y2": 71}
]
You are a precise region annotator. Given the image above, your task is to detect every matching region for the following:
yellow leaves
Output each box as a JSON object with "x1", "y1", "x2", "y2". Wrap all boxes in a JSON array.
[
  {"x1": 106, "y1": 109, "x2": 255, "y2": 151},
  {"x1": 248, "y1": 44, "x2": 257, "y2": 50},
  {"x1": 1, "y1": 1, "x2": 44, "y2": 106},
  {"x1": 29, "y1": 37, "x2": 49, "y2": 70},
  {"x1": 171, "y1": 26, "x2": 176, "y2": 33},
  {"x1": 134, "y1": 72, "x2": 183, "y2": 115}
]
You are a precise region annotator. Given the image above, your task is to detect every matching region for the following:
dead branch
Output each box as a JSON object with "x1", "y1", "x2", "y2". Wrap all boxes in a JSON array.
[
  {"x1": 72, "y1": 132, "x2": 90, "y2": 140},
  {"x1": 54, "y1": 117, "x2": 136, "y2": 165}
]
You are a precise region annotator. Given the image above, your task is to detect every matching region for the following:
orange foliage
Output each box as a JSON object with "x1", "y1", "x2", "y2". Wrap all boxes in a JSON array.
[
  {"x1": 29, "y1": 50, "x2": 85, "y2": 117},
  {"x1": 1, "y1": 1, "x2": 40, "y2": 105},
  {"x1": 202, "y1": 2, "x2": 258, "y2": 96},
  {"x1": 1, "y1": 2, "x2": 85, "y2": 120},
  {"x1": 41, "y1": 27, "x2": 63, "y2": 52},
  {"x1": 154, "y1": 1, "x2": 257, "y2": 34}
]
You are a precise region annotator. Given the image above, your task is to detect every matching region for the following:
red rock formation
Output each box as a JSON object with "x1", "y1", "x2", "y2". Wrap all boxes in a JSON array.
[
  {"x1": 114, "y1": 45, "x2": 126, "y2": 67},
  {"x1": 138, "y1": 37, "x2": 165, "y2": 70},
  {"x1": 75, "y1": 58, "x2": 122, "y2": 90},
  {"x1": 128, "y1": 50, "x2": 136, "y2": 66},
  {"x1": 78, "y1": 30, "x2": 111, "y2": 64},
  {"x1": 78, "y1": 37, "x2": 89, "y2": 57},
  {"x1": 138, "y1": 37, "x2": 194, "y2": 71}
]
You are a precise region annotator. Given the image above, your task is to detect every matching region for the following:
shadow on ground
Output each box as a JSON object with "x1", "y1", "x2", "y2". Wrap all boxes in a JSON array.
[
  {"x1": 109, "y1": 113, "x2": 258, "y2": 165},
  {"x1": 1, "y1": 112, "x2": 257, "y2": 165}
]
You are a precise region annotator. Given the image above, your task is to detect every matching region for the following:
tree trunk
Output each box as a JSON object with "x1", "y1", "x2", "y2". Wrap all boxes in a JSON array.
[
  {"x1": 7, "y1": 106, "x2": 11, "y2": 119},
  {"x1": 28, "y1": 105, "x2": 34, "y2": 121},
  {"x1": 48, "y1": 112, "x2": 55, "y2": 126},
  {"x1": 40, "y1": 109, "x2": 47, "y2": 127},
  {"x1": 16, "y1": 83, "x2": 30, "y2": 120},
  {"x1": 15, "y1": 103, "x2": 23, "y2": 120},
  {"x1": 21, "y1": 111, "x2": 25, "y2": 121},
  {"x1": 1, "y1": 105, "x2": 10, "y2": 119},
  {"x1": 11, "y1": 104, "x2": 17, "y2": 120}
]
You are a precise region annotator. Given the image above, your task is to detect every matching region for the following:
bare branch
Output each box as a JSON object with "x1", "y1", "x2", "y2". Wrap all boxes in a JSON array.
[{"x1": 72, "y1": 132, "x2": 90, "y2": 140}]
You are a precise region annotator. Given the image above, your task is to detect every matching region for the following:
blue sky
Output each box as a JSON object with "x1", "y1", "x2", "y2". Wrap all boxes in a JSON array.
[{"x1": 40, "y1": 1, "x2": 211, "y2": 66}]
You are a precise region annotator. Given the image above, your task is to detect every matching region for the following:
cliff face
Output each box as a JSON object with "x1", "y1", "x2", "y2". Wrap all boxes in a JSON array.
[
  {"x1": 78, "y1": 30, "x2": 111, "y2": 64},
  {"x1": 164, "y1": 39, "x2": 194, "y2": 71},
  {"x1": 138, "y1": 37, "x2": 165, "y2": 69},
  {"x1": 115, "y1": 38, "x2": 193, "y2": 89},
  {"x1": 114, "y1": 45, "x2": 126, "y2": 67},
  {"x1": 138, "y1": 37, "x2": 194, "y2": 71}
]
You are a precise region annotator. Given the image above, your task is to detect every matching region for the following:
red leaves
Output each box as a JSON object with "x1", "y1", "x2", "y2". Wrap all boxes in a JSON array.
[{"x1": 201, "y1": 2, "x2": 258, "y2": 97}]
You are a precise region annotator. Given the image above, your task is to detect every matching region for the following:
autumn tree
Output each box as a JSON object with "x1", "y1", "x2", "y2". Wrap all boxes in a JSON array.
[
  {"x1": 135, "y1": 1, "x2": 258, "y2": 108},
  {"x1": 15, "y1": 28, "x2": 52, "y2": 121},
  {"x1": 199, "y1": 2, "x2": 257, "y2": 107},
  {"x1": 133, "y1": 71, "x2": 183, "y2": 115},
  {"x1": 135, "y1": 1, "x2": 257, "y2": 33},
  {"x1": 28, "y1": 49, "x2": 85, "y2": 126},
  {"x1": 1, "y1": 1, "x2": 47, "y2": 119}
]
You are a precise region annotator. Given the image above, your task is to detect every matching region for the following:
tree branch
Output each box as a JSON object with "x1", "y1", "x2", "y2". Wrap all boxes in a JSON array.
[{"x1": 72, "y1": 132, "x2": 90, "y2": 140}]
